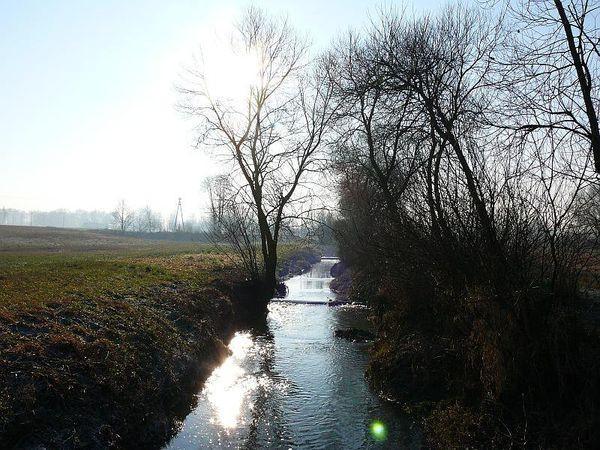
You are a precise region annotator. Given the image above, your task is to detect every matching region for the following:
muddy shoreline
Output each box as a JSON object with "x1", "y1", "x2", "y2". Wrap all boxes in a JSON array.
[{"x1": 2, "y1": 281, "x2": 238, "y2": 449}]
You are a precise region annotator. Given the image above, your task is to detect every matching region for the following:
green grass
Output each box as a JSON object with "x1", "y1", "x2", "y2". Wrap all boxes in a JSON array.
[
  {"x1": 0, "y1": 226, "x2": 321, "y2": 447},
  {"x1": 0, "y1": 225, "x2": 317, "y2": 310},
  {"x1": 0, "y1": 227, "x2": 239, "y2": 447},
  {"x1": 0, "y1": 224, "x2": 233, "y2": 309},
  {"x1": 0, "y1": 246, "x2": 228, "y2": 309}
]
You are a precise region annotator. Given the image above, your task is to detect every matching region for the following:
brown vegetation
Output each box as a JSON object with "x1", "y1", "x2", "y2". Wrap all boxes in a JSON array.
[
  {"x1": 325, "y1": 2, "x2": 600, "y2": 447},
  {"x1": 0, "y1": 226, "x2": 319, "y2": 448}
]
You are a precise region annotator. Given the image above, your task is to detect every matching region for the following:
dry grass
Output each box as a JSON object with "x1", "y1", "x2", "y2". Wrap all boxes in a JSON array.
[
  {"x1": 0, "y1": 226, "x2": 238, "y2": 448},
  {"x1": 0, "y1": 225, "x2": 320, "y2": 448},
  {"x1": 0, "y1": 225, "x2": 163, "y2": 253}
]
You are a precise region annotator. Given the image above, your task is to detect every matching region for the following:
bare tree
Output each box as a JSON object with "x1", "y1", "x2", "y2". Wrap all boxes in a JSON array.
[
  {"x1": 206, "y1": 175, "x2": 262, "y2": 282},
  {"x1": 361, "y1": 6, "x2": 509, "y2": 272},
  {"x1": 135, "y1": 206, "x2": 162, "y2": 232},
  {"x1": 324, "y1": 4, "x2": 600, "y2": 445},
  {"x1": 111, "y1": 200, "x2": 134, "y2": 233},
  {"x1": 179, "y1": 7, "x2": 334, "y2": 295},
  {"x1": 503, "y1": 0, "x2": 600, "y2": 172}
]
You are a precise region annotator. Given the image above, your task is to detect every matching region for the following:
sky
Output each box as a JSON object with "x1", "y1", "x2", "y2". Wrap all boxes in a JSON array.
[{"x1": 0, "y1": 0, "x2": 438, "y2": 217}]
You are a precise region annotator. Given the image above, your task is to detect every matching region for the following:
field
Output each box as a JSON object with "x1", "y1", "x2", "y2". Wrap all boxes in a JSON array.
[
  {"x1": 0, "y1": 226, "x2": 241, "y2": 448},
  {"x1": 0, "y1": 226, "x2": 231, "y2": 307},
  {"x1": 0, "y1": 225, "x2": 319, "y2": 448}
]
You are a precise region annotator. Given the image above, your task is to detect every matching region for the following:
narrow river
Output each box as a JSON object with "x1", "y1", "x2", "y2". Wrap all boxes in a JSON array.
[{"x1": 165, "y1": 258, "x2": 419, "y2": 449}]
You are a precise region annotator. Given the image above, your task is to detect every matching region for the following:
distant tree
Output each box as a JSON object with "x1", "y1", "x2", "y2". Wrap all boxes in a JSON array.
[
  {"x1": 135, "y1": 206, "x2": 162, "y2": 232},
  {"x1": 111, "y1": 200, "x2": 134, "y2": 233}
]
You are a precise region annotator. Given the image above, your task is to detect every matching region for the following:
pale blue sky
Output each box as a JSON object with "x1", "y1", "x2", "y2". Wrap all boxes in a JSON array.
[{"x1": 0, "y1": 0, "x2": 439, "y2": 215}]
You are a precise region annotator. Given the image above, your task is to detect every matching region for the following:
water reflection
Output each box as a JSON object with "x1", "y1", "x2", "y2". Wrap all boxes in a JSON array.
[
  {"x1": 165, "y1": 259, "x2": 420, "y2": 449},
  {"x1": 204, "y1": 333, "x2": 256, "y2": 429}
]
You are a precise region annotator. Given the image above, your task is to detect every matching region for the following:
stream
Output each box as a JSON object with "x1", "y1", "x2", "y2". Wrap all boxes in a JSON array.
[{"x1": 165, "y1": 258, "x2": 419, "y2": 449}]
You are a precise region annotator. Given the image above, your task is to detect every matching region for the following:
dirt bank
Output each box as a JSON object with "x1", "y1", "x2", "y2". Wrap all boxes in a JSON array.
[{"x1": 0, "y1": 280, "x2": 238, "y2": 449}]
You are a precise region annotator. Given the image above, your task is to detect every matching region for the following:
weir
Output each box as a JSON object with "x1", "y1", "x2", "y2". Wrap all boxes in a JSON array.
[{"x1": 272, "y1": 257, "x2": 342, "y2": 305}]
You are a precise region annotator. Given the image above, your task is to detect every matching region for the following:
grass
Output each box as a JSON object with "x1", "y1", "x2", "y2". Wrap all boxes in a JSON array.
[
  {"x1": 0, "y1": 224, "x2": 166, "y2": 252},
  {"x1": 0, "y1": 227, "x2": 239, "y2": 448},
  {"x1": 0, "y1": 225, "x2": 239, "y2": 306},
  {"x1": 0, "y1": 248, "x2": 228, "y2": 307},
  {"x1": 0, "y1": 225, "x2": 321, "y2": 448}
]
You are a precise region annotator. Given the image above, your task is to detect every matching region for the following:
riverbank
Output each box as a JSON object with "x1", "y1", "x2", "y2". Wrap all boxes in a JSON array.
[
  {"x1": 332, "y1": 260, "x2": 600, "y2": 448},
  {"x1": 0, "y1": 226, "x2": 319, "y2": 448},
  {"x1": 165, "y1": 258, "x2": 419, "y2": 449}
]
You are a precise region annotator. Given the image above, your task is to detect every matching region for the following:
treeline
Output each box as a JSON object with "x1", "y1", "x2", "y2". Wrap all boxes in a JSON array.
[
  {"x1": 0, "y1": 204, "x2": 209, "y2": 233},
  {"x1": 323, "y1": 2, "x2": 600, "y2": 448},
  {"x1": 107, "y1": 200, "x2": 209, "y2": 233},
  {"x1": 0, "y1": 208, "x2": 113, "y2": 229}
]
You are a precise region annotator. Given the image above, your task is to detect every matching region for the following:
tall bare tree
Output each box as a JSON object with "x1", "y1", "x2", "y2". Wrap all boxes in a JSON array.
[
  {"x1": 366, "y1": 6, "x2": 509, "y2": 271},
  {"x1": 111, "y1": 200, "x2": 134, "y2": 233},
  {"x1": 179, "y1": 7, "x2": 334, "y2": 295},
  {"x1": 503, "y1": 0, "x2": 600, "y2": 172}
]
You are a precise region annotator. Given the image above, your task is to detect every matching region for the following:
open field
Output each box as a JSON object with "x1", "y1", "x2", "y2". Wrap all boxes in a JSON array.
[
  {"x1": 0, "y1": 225, "x2": 319, "y2": 448},
  {"x1": 0, "y1": 226, "x2": 228, "y2": 309},
  {"x1": 0, "y1": 225, "x2": 320, "y2": 316},
  {"x1": 0, "y1": 224, "x2": 209, "y2": 253}
]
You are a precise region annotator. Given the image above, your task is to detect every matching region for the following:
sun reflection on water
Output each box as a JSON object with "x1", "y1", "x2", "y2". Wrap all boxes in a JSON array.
[
  {"x1": 203, "y1": 332, "x2": 257, "y2": 429},
  {"x1": 165, "y1": 260, "x2": 417, "y2": 449}
]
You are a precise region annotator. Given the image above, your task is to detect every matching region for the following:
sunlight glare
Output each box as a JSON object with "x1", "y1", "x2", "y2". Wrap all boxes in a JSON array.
[
  {"x1": 203, "y1": 332, "x2": 257, "y2": 429},
  {"x1": 201, "y1": 36, "x2": 263, "y2": 105}
]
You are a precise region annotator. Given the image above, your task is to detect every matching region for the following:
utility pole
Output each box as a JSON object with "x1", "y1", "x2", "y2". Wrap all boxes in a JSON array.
[{"x1": 173, "y1": 198, "x2": 184, "y2": 232}]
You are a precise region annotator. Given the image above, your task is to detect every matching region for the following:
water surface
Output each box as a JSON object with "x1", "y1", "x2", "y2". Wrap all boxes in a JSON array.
[{"x1": 165, "y1": 259, "x2": 419, "y2": 449}]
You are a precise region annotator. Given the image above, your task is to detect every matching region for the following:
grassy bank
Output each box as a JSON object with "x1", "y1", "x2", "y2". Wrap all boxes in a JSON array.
[
  {"x1": 0, "y1": 228, "x2": 239, "y2": 448},
  {"x1": 0, "y1": 226, "x2": 321, "y2": 448}
]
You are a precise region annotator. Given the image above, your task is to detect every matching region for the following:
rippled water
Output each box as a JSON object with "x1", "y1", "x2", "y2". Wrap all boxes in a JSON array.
[{"x1": 165, "y1": 259, "x2": 419, "y2": 449}]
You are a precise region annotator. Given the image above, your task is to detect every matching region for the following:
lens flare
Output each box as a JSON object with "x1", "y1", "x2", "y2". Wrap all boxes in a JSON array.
[{"x1": 370, "y1": 420, "x2": 387, "y2": 441}]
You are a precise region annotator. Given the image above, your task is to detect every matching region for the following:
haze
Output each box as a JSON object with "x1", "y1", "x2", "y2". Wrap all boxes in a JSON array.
[{"x1": 0, "y1": 0, "x2": 437, "y2": 217}]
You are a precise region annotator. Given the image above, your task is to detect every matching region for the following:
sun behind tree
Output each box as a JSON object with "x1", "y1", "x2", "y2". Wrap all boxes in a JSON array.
[{"x1": 178, "y1": 7, "x2": 334, "y2": 298}]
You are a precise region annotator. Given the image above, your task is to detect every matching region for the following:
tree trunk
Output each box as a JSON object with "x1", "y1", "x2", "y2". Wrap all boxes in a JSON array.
[
  {"x1": 554, "y1": 0, "x2": 600, "y2": 173},
  {"x1": 263, "y1": 243, "x2": 278, "y2": 299},
  {"x1": 256, "y1": 206, "x2": 278, "y2": 299},
  {"x1": 419, "y1": 93, "x2": 505, "y2": 272}
]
